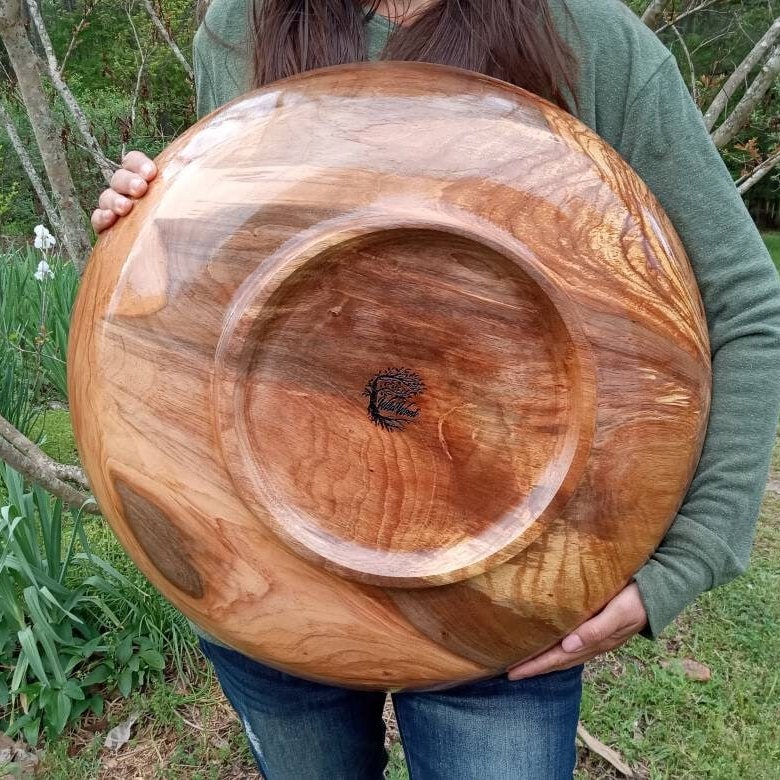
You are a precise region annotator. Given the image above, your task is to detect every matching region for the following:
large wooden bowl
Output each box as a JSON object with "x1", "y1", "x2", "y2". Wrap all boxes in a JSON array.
[{"x1": 69, "y1": 62, "x2": 711, "y2": 690}]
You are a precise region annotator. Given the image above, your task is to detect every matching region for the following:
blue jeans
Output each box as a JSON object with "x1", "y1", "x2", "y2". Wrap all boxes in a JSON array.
[{"x1": 199, "y1": 637, "x2": 582, "y2": 779}]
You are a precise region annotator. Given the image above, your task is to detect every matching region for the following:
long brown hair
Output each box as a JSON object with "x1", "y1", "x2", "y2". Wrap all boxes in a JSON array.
[{"x1": 248, "y1": 0, "x2": 578, "y2": 111}]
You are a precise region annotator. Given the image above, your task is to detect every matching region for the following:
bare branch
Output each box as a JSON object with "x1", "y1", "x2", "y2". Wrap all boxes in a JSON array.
[
  {"x1": 670, "y1": 23, "x2": 698, "y2": 104},
  {"x1": 24, "y1": 0, "x2": 115, "y2": 183},
  {"x1": 0, "y1": 414, "x2": 90, "y2": 488},
  {"x1": 124, "y1": 8, "x2": 148, "y2": 160},
  {"x1": 703, "y1": 17, "x2": 780, "y2": 132},
  {"x1": 60, "y1": 12, "x2": 89, "y2": 74},
  {"x1": 577, "y1": 723, "x2": 636, "y2": 778},
  {"x1": 142, "y1": 0, "x2": 193, "y2": 80},
  {"x1": 0, "y1": 98, "x2": 65, "y2": 238},
  {"x1": 737, "y1": 147, "x2": 780, "y2": 194},
  {"x1": 711, "y1": 45, "x2": 780, "y2": 148},
  {"x1": 0, "y1": 413, "x2": 99, "y2": 514},
  {"x1": 655, "y1": 0, "x2": 719, "y2": 34},
  {"x1": 642, "y1": 0, "x2": 673, "y2": 30},
  {"x1": 0, "y1": 0, "x2": 91, "y2": 269}
]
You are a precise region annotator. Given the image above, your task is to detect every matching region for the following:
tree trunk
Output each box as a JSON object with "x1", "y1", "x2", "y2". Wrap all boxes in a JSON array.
[
  {"x1": 25, "y1": 0, "x2": 115, "y2": 183},
  {"x1": 703, "y1": 17, "x2": 780, "y2": 132},
  {"x1": 711, "y1": 46, "x2": 780, "y2": 149},
  {"x1": 642, "y1": 0, "x2": 672, "y2": 29},
  {"x1": 0, "y1": 0, "x2": 91, "y2": 271}
]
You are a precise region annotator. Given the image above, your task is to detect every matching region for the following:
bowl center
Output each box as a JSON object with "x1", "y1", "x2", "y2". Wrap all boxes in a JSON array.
[{"x1": 216, "y1": 226, "x2": 593, "y2": 586}]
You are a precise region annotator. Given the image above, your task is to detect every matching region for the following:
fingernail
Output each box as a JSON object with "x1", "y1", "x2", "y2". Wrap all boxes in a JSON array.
[
  {"x1": 131, "y1": 178, "x2": 145, "y2": 193},
  {"x1": 118, "y1": 197, "x2": 131, "y2": 209},
  {"x1": 562, "y1": 635, "x2": 584, "y2": 653},
  {"x1": 142, "y1": 163, "x2": 155, "y2": 177}
]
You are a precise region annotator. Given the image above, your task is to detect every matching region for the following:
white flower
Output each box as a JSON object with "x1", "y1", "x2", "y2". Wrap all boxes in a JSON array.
[
  {"x1": 33, "y1": 224, "x2": 57, "y2": 251},
  {"x1": 34, "y1": 260, "x2": 54, "y2": 281}
]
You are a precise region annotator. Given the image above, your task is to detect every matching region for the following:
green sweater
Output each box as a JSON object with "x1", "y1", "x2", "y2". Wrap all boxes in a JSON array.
[{"x1": 191, "y1": 0, "x2": 780, "y2": 640}]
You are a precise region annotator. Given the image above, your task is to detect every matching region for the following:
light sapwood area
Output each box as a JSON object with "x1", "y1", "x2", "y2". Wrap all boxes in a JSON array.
[{"x1": 69, "y1": 62, "x2": 711, "y2": 690}]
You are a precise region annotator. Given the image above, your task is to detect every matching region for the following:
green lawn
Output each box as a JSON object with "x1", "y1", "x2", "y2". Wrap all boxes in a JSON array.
[
  {"x1": 12, "y1": 417, "x2": 780, "y2": 778},
  {"x1": 575, "y1": 491, "x2": 780, "y2": 779}
]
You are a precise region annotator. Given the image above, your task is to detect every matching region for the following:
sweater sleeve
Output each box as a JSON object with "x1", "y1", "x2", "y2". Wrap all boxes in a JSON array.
[
  {"x1": 192, "y1": 0, "x2": 251, "y2": 119},
  {"x1": 193, "y1": 26, "x2": 218, "y2": 119},
  {"x1": 617, "y1": 55, "x2": 780, "y2": 637}
]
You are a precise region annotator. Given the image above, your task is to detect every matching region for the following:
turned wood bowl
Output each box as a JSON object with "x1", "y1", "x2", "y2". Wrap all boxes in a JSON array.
[{"x1": 69, "y1": 62, "x2": 711, "y2": 690}]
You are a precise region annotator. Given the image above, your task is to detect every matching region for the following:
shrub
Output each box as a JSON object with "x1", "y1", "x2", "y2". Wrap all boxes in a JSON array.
[
  {"x1": 0, "y1": 465, "x2": 168, "y2": 744},
  {"x1": 0, "y1": 245, "x2": 79, "y2": 412}
]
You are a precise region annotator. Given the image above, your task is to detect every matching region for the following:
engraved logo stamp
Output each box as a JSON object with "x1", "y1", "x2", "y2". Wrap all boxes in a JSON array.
[{"x1": 363, "y1": 368, "x2": 425, "y2": 431}]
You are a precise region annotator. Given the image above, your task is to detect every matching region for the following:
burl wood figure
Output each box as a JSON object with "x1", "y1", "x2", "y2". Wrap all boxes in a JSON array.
[{"x1": 69, "y1": 62, "x2": 711, "y2": 690}]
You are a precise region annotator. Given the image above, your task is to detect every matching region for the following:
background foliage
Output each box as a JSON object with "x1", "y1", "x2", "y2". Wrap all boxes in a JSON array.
[
  {"x1": 626, "y1": 0, "x2": 780, "y2": 224},
  {"x1": 1, "y1": 0, "x2": 779, "y2": 237},
  {"x1": 0, "y1": 0, "x2": 196, "y2": 237}
]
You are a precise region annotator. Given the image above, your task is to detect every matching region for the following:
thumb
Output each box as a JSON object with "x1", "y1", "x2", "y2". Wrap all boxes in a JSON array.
[{"x1": 561, "y1": 601, "x2": 622, "y2": 653}]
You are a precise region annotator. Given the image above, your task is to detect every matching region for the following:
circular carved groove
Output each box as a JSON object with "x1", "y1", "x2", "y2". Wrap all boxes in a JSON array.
[{"x1": 216, "y1": 226, "x2": 595, "y2": 586}]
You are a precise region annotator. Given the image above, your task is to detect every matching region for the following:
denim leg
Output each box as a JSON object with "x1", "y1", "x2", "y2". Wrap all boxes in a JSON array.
[
  {"x1": 393, "y1": 665, "x2": 583, "y2": 780},
  {"x1": 199, "y1": 638, "x2": 388, "y2": 780}
]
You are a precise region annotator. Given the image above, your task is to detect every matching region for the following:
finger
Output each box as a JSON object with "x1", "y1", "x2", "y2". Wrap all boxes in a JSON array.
[
  {"x1": 91, "y1": 208, "x2": 117, "y2": 233},
  {"x1": 564, "y1": 586, "x2": 647, "y2": 653},
  {"x1": 507, "y1": 645, "x2": 568, "y2": 679},
  {"x1": 98, "y1": 188, "x2": 134, "y2": 215},
  {"x1": 110, "y1": 169, "x2": 149, "y2": 197},
  {"x1": 507, "y1": 637, "x2": 615, "y2": 679},
  {"x1": 507, "y1": 642, "x2": 596, "y2": 679},
  {"x1": 509, "y1": 585, "x2": 647, "y2": 680},
  {"x1": 562, "y1": 610, "x2": 616, "y2": 654},
  {"x1": 508, "y1": 612, "x2": 639, "y2": 680},
  {"x1": 121, "y1": 150, "x2": 157, "y2": 180}
]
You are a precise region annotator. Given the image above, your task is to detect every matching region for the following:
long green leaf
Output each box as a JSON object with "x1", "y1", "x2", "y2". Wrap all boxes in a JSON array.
[
  {"x1": 35, "y1": 485, "x2": 62, "y2": 578},
  {"x1": 23, "y1": 589, "x2": 66, "y2": 685},
  {"x1": 50, "y1": 689, "x2": 72, "y2": 734},
  {"x1": 17, "y1": 627, "x2": 49, "y2": 686},
  {"x1": 39, "y1": 585, "x2": 84, "y2": 625},
  {"x1": 10, "y1": 653, "x2": 29, "y2": 693},
  {"x1": 23, "y1": 587, "x2": 61, "y2": 645},
  {"x1": 61, "y1": 507, "x2": 83, "y2": 580},
  {"x1": 0, "y1": 577, "x2": 24, "y2": 630}
]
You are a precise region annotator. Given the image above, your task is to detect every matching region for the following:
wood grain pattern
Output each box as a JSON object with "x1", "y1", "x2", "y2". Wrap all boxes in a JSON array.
[
  {"x1": 68, "y1": 62, "x2": 711, "y2": 690},
  {"x1": 115, "y1": 480, "x2": 204, "y2": 599}
]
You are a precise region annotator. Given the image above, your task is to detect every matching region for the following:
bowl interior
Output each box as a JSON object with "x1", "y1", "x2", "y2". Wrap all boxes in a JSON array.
[{"x1": 216, "y1": 227, "x2": 592, "y2": 586}]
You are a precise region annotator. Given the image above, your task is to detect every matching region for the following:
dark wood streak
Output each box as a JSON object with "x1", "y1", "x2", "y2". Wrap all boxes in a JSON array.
[{"x1": 114, "y1": 479, "x2": 204, "y2": 599}]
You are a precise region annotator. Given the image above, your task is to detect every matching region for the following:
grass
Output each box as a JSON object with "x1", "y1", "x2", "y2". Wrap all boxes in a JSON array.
[
  {"x1": 576, "y1": 493, "x2": 780, "y2": 779},
  {"x1": 39, "y1": 665, "x2": 257, "y2": 779},
  {"x1": 27, "y1": 407, "x2": 80, "y2": 465},
  {"x1": 12, "y1": 414, "x2": 780, "y2": 779}
]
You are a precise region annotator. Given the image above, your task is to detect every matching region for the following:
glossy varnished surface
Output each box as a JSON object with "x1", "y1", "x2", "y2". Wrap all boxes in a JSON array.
[{"x1": 69, "y1": 62, "x2": 711, "y2": 689}]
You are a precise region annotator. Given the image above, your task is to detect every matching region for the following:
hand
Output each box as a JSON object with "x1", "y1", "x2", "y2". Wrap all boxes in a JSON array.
[
  {"x1": 91, "y1": 151, "x2": 157, "y2": 234},
  {"x1": 507, "y1": 582, "x2": 647, "y2": 680}
]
